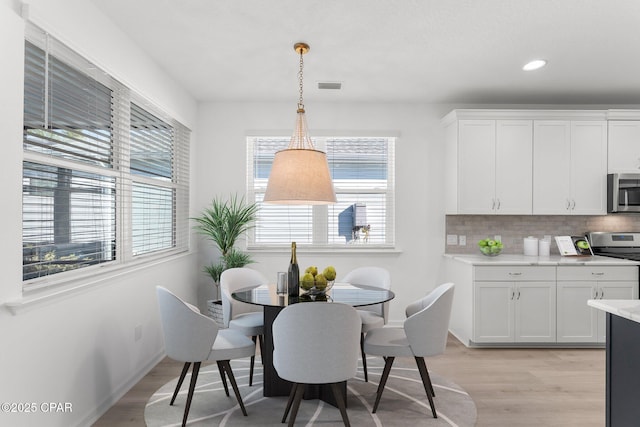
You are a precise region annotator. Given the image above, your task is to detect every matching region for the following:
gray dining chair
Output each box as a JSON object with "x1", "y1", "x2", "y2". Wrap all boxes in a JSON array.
[
  {"x1": 363, "y1": 282, "x2": 454, "y2": 418},
  {"x1": 220, "y1": 267, "x2": 268, "y2": 386},
  {"x1": 273, "y1": 302, "x2": 361, "y2": 426},
  {"x1": 342, "y1": 266, "x2": 391, "y2": 382},
  {"x1": 156, "y1": 286, "x2": 255, "y2": 426}
]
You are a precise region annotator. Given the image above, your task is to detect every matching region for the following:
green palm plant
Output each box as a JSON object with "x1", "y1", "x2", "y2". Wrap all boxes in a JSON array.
[{"x1": 193, "y1": 194, "x2": 259, "y2": 283}]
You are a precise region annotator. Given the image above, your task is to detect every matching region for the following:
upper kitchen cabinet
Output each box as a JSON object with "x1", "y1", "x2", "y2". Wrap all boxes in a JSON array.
[
  {"x1": 608, "y1": 120, "x2": 640, "y2": 172},
  {"x1": 533, "y1": 120, "x2": 607, "y2": 215},
  {"x1": 444, "y1": 113, "x2": 532, "y2": 214}
]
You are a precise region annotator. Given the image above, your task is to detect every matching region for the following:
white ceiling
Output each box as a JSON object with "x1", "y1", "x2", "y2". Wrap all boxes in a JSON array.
[{"x1": 90, "y1": 0, "x2": 640, "y2": 105}]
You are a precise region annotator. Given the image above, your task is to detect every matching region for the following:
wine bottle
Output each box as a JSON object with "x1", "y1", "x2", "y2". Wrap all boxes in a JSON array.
[{"x1": 287, "y1": 242, "x2": 300, "y2": 298}]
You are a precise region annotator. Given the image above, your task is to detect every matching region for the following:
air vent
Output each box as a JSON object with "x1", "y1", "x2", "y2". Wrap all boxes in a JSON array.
[{"x1": 318, "y1": 82, "x2": 342, "y2": 90}]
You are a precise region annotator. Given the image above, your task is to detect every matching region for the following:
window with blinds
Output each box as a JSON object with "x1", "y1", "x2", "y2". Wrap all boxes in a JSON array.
[
  {"x1": 22, "y1": 24, "x2": 190, "y2": 286},
  {"x1": 247, "y1": 136, "x2": 395, "y2": 247}
]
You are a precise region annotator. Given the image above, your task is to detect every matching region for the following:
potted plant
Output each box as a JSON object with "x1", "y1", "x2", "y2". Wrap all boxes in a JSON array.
[{"x1": 192, "y1": 194, "x2": 259, "y2": 319}]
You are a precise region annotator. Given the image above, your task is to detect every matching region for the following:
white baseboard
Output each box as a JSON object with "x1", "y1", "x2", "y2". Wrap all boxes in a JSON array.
[{"x1": 75, "y1": 349, "x2": 166, "y2": 427}]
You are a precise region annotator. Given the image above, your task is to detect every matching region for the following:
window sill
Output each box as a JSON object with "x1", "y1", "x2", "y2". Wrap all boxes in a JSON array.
[
  {"x1": 247, "y1": 245, "x2": 402, "y2": 255},
  {"x1": 4, "y1": 250, "x2": 194, "y2": 315}
]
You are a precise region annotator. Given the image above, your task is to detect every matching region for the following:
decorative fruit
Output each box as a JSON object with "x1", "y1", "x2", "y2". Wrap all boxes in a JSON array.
[
  {"x1": 576, "y1": 240, "x2": 590, "y2": 250},
  {"x1": 478, "y1": 238, "x2": 503, "y2": 256},
  {"x1": 301, "y1": 265, "x2": 336, "y2": 293},
  {"x1": 314, "y1": 274, "x2": 328, "y2": 290},
  {"x1": 301, "y1": 273, "x2": 315, "y2": 290},
  {"x1": 323, "y1": 266, "x2": 336, "y2": 281}
]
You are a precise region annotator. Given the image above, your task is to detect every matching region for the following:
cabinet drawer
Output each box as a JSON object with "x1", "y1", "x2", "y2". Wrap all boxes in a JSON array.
[
  {"x1": 557, "y1": 266, "x2": 639, "y2": 281},
  {"x1": 474, "y1": 266, "x2": 556, "y2": 281}
]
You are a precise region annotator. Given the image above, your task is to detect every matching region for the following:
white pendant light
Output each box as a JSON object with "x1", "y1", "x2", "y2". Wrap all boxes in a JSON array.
[{"x1": 263, "y1": 43, "x2": 337, "y2": 205}]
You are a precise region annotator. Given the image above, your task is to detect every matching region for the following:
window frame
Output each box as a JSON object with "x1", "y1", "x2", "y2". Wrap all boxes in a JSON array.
[
  {"x1": 22, "y1": 23, "x2": 190, "y2": 291},
  {"x1": 246, "y1": 135, "x2": 396, "y2": 250}
]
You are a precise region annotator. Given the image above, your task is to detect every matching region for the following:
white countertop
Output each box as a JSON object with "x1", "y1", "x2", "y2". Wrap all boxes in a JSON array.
[
  {"x1": 588, "y1": 299, "x2": 640, "y2": 324},
  {"x1": 444, "y1": 253, "x2": 640, "y2": 266}
]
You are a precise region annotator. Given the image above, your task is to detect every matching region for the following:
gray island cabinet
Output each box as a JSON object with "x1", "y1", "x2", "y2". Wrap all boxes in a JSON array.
[
  {"x1": 443, "y1": 254, "x2": 639, "y2": 347},
  {"x1": 588, "y1": 300, "x2": 640, "y2": 427}
]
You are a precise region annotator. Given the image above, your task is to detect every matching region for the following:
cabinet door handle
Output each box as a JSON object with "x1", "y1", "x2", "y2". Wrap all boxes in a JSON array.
[
  {"x1": 599, "y1": 289, "x2": 604, "y2": 299},
  {"x1": 591, "y1": 272, "x2": 604, "y2": 276},
  {"x1": 508, "y1": 272, "x2": 522, "y2": 276},
  {"x1": 517, "y1": 290, "x2": 521, "y2": 300},
  {"x1": 511, "y1": 290, "x2": 515, "y2": 300},
  {"x1": 491, "y1": 199, "x2": 496, "y2": 210},
  {"x1": 496, "y1": 199, "x2": 501, "y2": 210},
  {"x1": 566, "y1": 199, "x2": 571, "y2": 210},
  {"x1": 571, "y1": 199, "x2": 576, "y2": 210}
]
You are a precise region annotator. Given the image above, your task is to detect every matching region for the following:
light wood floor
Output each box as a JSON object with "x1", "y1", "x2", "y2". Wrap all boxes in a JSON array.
[{"x1": 93, "y1": 334, "x2": 606, "y2": 426}]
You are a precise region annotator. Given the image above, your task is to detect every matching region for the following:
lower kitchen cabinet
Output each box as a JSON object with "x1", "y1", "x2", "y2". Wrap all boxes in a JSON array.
[
  {"x1": 557, "y1": 266, "x2": 638, "y2": 343},
  {"x1": 444, "y1": 256, "x2": 640, "y2": 347},
  {"x1": 474, "y1": 267, "x2": 556, "y2": 343}
]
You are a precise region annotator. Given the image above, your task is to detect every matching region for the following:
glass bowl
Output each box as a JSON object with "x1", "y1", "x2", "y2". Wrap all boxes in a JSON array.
[
  {"x1": 480, "y1": 246, "x2": 502, "y2": 257},
  {"x1": 301, "y1": 280, "x2": 335, "y2": 295}
]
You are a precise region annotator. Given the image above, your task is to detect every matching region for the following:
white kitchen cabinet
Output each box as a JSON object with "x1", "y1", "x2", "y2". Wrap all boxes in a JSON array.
[
  {"x1": 608, "y1": 121, "x2": 640, "y2": 172},
  {"x1": 533, "y1": 120, "x2": 607, "y2": 214},
  {"x1": 473, "y1": 266, "x2": 556, "y2": 343},
  {"x1": 453, "y1": 119, "x2": 532, "y2": 214},
  {"x1": 556, "y1": 266, "x2": 638, "y2": 343}
]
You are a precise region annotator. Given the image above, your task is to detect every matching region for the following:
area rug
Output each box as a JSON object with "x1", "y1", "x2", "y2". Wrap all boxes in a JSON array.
[{"x1": 144, "y1": 357, "x2": 477, "y2": 426}]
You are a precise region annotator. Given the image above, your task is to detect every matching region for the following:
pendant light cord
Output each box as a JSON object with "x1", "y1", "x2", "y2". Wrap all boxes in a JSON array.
[{"x1": 297, "y1": 49, "x2": 305, "y2": 112}]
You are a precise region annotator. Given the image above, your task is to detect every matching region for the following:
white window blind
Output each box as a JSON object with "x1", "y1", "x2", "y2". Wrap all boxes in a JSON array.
[
  {"x1": 247, "y1": 136, "x2": 395, "y2": 247},
  {"x1": 22, "y1": 23, "x2": 190, "y2": 287}
]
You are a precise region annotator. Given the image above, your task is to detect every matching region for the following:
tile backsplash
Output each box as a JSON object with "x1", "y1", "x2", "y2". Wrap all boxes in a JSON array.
[{"x1": 445, "y1": 214, "x2": 640, "y2": 255}]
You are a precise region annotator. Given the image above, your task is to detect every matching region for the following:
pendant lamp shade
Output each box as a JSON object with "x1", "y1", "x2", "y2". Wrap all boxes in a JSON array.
[
  {"x1": 264, "y1": 147, "x2": 336, "y2": 204},
  {"x1": 263, "y1": 42, "x2": 337, "y2": 205}
]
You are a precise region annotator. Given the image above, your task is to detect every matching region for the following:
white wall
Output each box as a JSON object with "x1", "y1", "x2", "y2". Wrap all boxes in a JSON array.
[
  {"x1": 193, "y1": 101, "x2": 454, "y2": 322},
  {"x1": 0, "y1": 1, "x2": 199, "y2": 426}
]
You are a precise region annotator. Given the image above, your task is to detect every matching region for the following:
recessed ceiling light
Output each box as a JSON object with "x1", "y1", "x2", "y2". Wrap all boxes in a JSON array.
[{"x1": 523, "y1": 59, "x2": 547, "y2": 71}]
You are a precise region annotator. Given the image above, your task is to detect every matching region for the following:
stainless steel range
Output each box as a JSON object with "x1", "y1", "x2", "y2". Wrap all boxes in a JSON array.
[{"x1": 587, "y1": 232, "x2": 640, "y2": 261}]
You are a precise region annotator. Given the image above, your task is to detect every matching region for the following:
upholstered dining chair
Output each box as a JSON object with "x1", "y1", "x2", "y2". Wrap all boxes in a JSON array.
[
  {"x1": 342, "y1": 266, "x2": 392, "y2": 382},
  {"x1": 220, "y1": 267, "x2": 268, "y2": 386},
  {"x1": 363, "y1": 282, "x2": 455, "y2": 418},
  {"x1": 155, "y1": 286, "x2": 255, "y2": 426},
  {"x1": 272, "y1": 302, "x2": 361, "y2": 427}
]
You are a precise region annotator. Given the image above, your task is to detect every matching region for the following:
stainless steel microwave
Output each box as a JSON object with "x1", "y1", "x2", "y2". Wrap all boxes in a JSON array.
[{"x1": 608, "y1": 173, "x2": 640, "y2": 212}]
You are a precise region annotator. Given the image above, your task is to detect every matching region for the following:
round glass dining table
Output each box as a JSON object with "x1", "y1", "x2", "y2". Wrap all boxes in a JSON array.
[{"x1": 232, "y1": 282, "x2": 395, "y2": 401}]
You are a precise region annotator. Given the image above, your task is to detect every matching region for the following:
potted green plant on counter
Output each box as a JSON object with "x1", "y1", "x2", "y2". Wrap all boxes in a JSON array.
[{"x1": 192, "y1": 194, "x2": 259, "y2": 322}]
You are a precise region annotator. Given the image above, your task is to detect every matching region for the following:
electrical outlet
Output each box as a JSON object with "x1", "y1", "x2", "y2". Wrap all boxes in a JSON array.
[
  {"x1": 446, "y1": 234, "x2": 458, "y2": 245},
  {"x1": 459, "y1": 235, "x2": 467, "y2": 246},
  {"x1": 135, "y1": 324, "x2": 142, "y2": 342}
]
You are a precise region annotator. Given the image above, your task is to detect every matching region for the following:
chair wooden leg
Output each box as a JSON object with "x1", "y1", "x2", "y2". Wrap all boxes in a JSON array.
[
  {"x1": 217, "y1": 360, "x2": 229, "y2": 396},
  {"x1": 360, "y1": 332, "x2": 368, "y2": 382},
  {"x1": 181, "y1": 362, "x2": 200, "y2": 427},
  {"x1": 416, "y1": 356, "x2": 435, "y2": 397},
  {"x1": 220, "y1": 360, "x2": 248, "y2": 416},
  {"x1": 170, "y1": 362, "x2": 191, "y2": 405},
  {"x1": 281, "y1": 383, "x2": 299, "y2": 423},
  {"x1": 330, "y1": 382, "x2": 351, "y2": 427},
  {"x1": 250, "y1": 336, "x2": 257, "y2": 386},
  {"x1": 287, "y1": 383, "x2": 306, "y2": 427},
  {"x1": 372, "y1": 356, "x2": 394, "y2": 413},
  {"x1": 415, "y1": 357, "x2": 437, "y2": 418}
]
